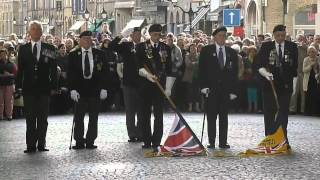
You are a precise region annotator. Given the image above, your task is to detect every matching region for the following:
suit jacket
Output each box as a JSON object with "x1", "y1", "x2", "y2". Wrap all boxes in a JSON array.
[
  {"x1": 198, "y1": 44, "x2": 238, "y2": 94},
  {"x1": 16, "y1": 42, "x2": 58, "y2": 96},
  {"x1": 135, "y1": 40, "x2": 173, "y2": 87},
  {"x1": 109, "y1": 36, "x2": 140, "y2": 87},
  {"x1": 257, "y1": 40, "x2": 298, "y2": 94},
  {"x1": 67, "y1": 47, "x2": 109, "y2": 98}
]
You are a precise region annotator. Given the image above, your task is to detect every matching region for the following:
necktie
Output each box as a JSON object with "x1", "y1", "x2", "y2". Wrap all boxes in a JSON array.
[
  {"x1": 33, "y1": 43, "x2": 37, "y2": 59},
  {"x1": 84, "y1": 51, "x2": 90, "y2": 77},
  {"x1": 218, "y1": 47, "x2": 224, "y2": 69},
  {"x1": 154, "y1": 43, "x2": 158, "y2": 49},
  {"x1": 278, "y1": 44, "x2": 283, "y2": 61}
]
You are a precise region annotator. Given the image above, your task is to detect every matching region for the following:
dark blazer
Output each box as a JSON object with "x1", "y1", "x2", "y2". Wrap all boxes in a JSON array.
[
  {"x1": 257, "y1": 40, "x2": 298, "y2": 94},
  {"x1": 67, "y1": 47, "x2": 109, "y2": 98},
  {"x1": 198, "y1": 44, "x2": 238, "y2": 94},
  {"x1": 109, "y1": 36, "x2": 140, "y2": 87},
  {"x1": 16, "y1": 42, "x2": 58, "y2": 96},
  {"x1": 135, "y1": 39, "x2": 173, "y2": 87}
]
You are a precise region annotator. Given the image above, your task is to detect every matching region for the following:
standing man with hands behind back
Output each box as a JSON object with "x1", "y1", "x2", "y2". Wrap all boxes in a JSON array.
[
  {"x1": 16, "y1": 21, "x2": 58, "y2": 153},
  {"x1": 198, "y1": 27, "x2": 238, "y2": 149},
  {"x1": 67, "y1": 31, "x2": 109, "y2": 150}
]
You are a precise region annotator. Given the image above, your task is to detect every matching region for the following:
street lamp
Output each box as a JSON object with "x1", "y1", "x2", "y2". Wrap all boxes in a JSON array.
[
  {"x1": 282, "y1": 0, "x2": 288, "y2": 24},
  {"x1": 169, "y1": 0, "x2": 209, "y2": 34},
  {"x1": 24, "y1": 17, "x2": 28, "y2": 25},
  {"x1": 13, "y1": 17, "x2": 16, "y2": 25},
  {"x1": 84, "y1": 7, "x2": 108, "y2": 33}
]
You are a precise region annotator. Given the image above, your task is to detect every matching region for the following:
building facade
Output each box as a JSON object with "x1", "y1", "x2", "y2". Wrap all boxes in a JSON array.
[
  {"x1": 242, "y1": 0, "x2": 320, "y2": 37},
  {"x1": 0, "y1": 0, "x2": 22, "y2": 37}
]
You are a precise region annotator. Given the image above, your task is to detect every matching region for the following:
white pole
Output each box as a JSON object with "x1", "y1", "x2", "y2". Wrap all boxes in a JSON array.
[{"x1": 316, "y1": 0, "x2": 320, "y2": 34}]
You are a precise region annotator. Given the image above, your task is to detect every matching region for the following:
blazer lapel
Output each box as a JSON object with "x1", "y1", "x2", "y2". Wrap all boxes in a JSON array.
[{"x1": 26, "y1": 43, "x2": 37, "y2": 64}]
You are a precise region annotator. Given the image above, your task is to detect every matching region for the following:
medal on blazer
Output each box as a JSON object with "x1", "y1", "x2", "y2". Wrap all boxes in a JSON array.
[
  {"x1": 269, "y1": 49, "x2": 277, "y2": 66},
  {"x1": 145, "y1": 43, "x2": 153, "y2": 59}
]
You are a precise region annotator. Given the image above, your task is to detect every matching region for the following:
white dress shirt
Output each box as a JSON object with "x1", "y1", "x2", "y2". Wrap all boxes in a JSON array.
[
  {"x1": 31, "y1": 40, "x2": 41, "y2": 61},
  {"x1": 275, "y1": 41, "x2": 285, "y2": 58},
  {"x1": 81, "y1": 47, "x2": 94, "y2": 79},
  {"x1": 150, "y1": 39, "x2": 158, "y2": 48},
  {"x1": 215, "y1": 43, "x2": 226, "y2": 66}
]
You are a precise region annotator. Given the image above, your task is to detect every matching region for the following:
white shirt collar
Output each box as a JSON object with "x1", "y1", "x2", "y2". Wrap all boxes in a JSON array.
[
  {"x1": 81, "y1": 47, "x2": 92, "y2": 53},
  {"x1": 275, "y1": 41, "x2": 285, "y2": 47},
  {"x1": 31, "y1": 40, "x2": 41, "y2": 47},
  {"x1": 150, "y1": 39, "x2": 158, "y2": 48},
  {"x1": 215, "y1": 43, "x2": 225, "y2": 49}
]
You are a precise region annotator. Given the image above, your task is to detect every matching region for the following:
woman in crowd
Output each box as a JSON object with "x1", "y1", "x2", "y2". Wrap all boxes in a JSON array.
[
  {"x1": 0, "y1": 48, "x2": 16, "y2": 120},
  {"x1": 303, "y1": 46, "x2": 320, "y2": 116}
]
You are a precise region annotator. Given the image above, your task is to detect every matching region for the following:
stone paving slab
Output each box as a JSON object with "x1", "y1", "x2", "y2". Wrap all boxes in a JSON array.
[{"x1": 0, "y1": 113, "x2": 319, "y2": 179}]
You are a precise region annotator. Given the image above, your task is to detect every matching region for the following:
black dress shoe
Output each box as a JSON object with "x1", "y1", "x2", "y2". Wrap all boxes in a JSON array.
[
  {"x1": 24, "y1": 148, "x2": 36, "y2": 153},
  {"x1": 207, "y1": 144, "x2": 215, "y2": 149},
  {"x1": 86, "y1": 144, "x2": 98, "y2": 149},
  {"x1": 128, "y1": 138, "x2": 137, "y2": 143},
  {"x1": 38, "y1": 147, "x2": 49, "y2": 152},
  {"x1": 72, "y1": 144, "x2": 85, "y2": 150},
  {"x1": 141, "y1": 144, "x2": 151, "y2": 149},
  {"x1": 219, "y1": 144, "x2": 230, "y2": 149}
]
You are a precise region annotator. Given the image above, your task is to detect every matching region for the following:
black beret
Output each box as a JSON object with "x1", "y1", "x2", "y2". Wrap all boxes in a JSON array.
[
  {"x1": 133, "y1": 27, "x2": 141, "y2": 32},
  {"x1": 212, "y1": 26, "x2": 227, "y2": 36},
  {"x1": 273, "y1": 25, "x2": 286, "y2": 33},
  {"x1": 79, "y1": 31, "x2": 92, "y2": 38},
  {"x1": 148, "y1": 24, "x2": 162, "y2": 33}
]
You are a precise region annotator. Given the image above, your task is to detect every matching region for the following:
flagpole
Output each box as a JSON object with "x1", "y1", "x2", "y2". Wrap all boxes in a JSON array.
[{"x1": 143, "y1": 65, "x2": 206, "y2": 151}]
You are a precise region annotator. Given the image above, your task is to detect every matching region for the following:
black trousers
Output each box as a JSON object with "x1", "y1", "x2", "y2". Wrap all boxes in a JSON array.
[
  {"x1": 263, "y1": 90, "x2": 290, "y2": 142},
  {"x1": 206, "y1": 88, "x2": 229, "y2": 145},
  {"x1": 73, "y1": 97, "x2": 100, "y2": 145},
  {"x1": 123, "y1": 85, "x2": 141, "y2": 139},
  {"x1": 24, "y1": 95, "x2": 49, "y2": 148},
  {"x1": 138, "y1": 85, "x2": 164, "y2": 147}
]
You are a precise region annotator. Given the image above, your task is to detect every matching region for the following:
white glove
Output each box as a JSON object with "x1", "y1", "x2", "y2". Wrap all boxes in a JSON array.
[
  {"x1": 258, "y1": 67, "x2": 274, "y2": 81},
  {"x1": 139, "y1": 68, "x2": 156, "y2": 83},
  {"x1": 200, "y1": 88, "x2": 210, "y2": 97},
  {"x1": 117, "y1": 63, "x2": 124, "y2": 79},
  {"x1": 100, "y1": 89, "x2": 108, "y2": 100},
  {"x1": 165, "y1": 76, "x2": 176, "y2": 97},
  {"x1": 230, "y1": 94, "x2": 237, "y2": 100},
  {"x1": 70, "y1": 90, "x2": 80, "y2": 102}
]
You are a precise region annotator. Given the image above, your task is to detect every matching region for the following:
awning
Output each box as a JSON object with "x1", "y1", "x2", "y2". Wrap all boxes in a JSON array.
[
  {"x1": 69, "y1": 21, "x2": 86, "y2": 31},
  {"x1": 88, "y1": 18, "x2": 115, "y2": 32},
  {"x1": 121, "y1": 18, "x2": 145, "y2": 34},
  {"x1": 184, "y1": 7, "x2": 210, "y2": 32},
  {"x1": 115, "y1": 1, "x2": 135, "y2": 8}
]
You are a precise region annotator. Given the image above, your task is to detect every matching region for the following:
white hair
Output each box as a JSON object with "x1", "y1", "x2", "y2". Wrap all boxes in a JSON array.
[
  {"x1": 231, "y1": 44, "x2": 241, "y2": 53},
  {"x1": 28, "y1": 20, "x2": 43, "y2": 32}
]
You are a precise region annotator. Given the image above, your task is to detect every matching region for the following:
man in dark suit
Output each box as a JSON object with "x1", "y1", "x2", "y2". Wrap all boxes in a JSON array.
[
  {"x1": 135, "y1": 24, "x2": 175, "y2": 149},
  {"x1": 16, "y1": 21, "x2": 58, "y2": 153},
  {"x1": 198, "y1": 27, "x2": 238, "y2": 149},
  {"x1": 109, "y1": 27, "x2": 142, "y2": 142},
  {"x1": 258, "y1": 25, "x2": 298, "y2": 147},
  {"x1": 67, "y1": 31, "x2": 109, "y2": 149}
]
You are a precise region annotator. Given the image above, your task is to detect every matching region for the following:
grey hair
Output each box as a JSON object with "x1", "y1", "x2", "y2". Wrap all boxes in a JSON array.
[{"x1": 28, "y1": 20, "x2": 43, "y2": 32}]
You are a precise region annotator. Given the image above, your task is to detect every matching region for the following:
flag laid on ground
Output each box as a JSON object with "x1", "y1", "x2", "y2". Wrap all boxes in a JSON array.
[
  {"x1": 239, "y1": 125, "x2": 290, "y2": 157},
  {"x1": 144, "y1": 115, "x2": 207, "y2": 157}
]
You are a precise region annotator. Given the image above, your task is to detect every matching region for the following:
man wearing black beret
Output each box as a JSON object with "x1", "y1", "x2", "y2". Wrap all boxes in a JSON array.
[
  {"x1": 67, "y1": 30, "x2": 109, "y2": 149},
  {"x1": 109, "y1": 27, "x2": 143, "y2": 143},
  {"x1": 257, "y1": 24, "x2": 298, "y2": 149},
  {"x1": 135, "y1": 24, "x2": 175, "y2": 150},
  {"x1": 198, "y1": 26, "x2": 238, "y2": 149}
]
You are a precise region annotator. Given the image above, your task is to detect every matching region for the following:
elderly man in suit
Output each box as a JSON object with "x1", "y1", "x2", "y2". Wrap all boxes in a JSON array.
[
  {"x1": 16, "y1": 21, "x2": 58, "y2": 153},
  {"x1": 198, "y1": 27, "x2": 238, "y2": 149},
  {"x1": 258, "y1": 25, "x2": 298, "y2": 148},
  {"x1": 135, "y1": 24, "x2": 175, "y2": 150},
  {"x1": 67, "y1": 31, "x2": 109, "y2": 149}
]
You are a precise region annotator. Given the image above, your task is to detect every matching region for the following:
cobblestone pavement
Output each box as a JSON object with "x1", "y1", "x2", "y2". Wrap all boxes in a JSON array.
[{"x1": 0, "y1": 113, "x2": 319, "y2": 180}]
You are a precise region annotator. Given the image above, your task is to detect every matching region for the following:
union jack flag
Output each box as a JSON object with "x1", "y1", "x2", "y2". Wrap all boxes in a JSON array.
[{"x1": 158, "y1": 115, "x2": 205, "y2": 156}]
